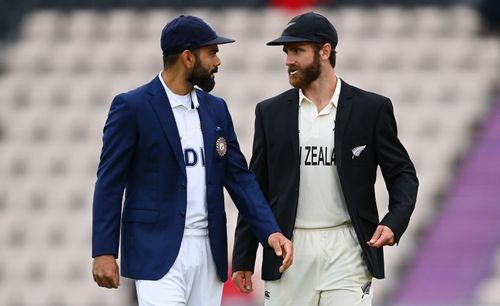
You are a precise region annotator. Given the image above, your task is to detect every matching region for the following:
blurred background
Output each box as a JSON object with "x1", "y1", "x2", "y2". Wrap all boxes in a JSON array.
[{"x1": 0, "y1": 0, "x2": 499, "y2": 305}]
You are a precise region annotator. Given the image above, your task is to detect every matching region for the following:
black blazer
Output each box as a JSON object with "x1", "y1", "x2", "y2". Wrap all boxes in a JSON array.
[{"x1": 232, "y1": 80, "x2": 418, "y2": 280}]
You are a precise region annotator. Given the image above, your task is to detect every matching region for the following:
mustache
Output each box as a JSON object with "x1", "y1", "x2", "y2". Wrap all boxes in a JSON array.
[{"x1": 210, "y1": 67, "x2": 218, "y2": 74}]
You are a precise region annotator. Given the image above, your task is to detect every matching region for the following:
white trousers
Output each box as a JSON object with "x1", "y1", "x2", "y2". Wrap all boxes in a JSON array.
[
  {"x1": 264, "y1": 224, "x2": 373, "y2": 306},
  {"x1": 135, "y1": 229, "x2": 223, "y2": 306}
]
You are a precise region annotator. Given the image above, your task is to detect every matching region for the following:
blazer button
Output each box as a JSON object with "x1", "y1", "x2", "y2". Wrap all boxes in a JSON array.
[
  {"x1": 180, "y1": 210, "x2": 185, "y2": 216},
  {"x1": 181, "y1": 183, "x2": 186, "y2": 189}
]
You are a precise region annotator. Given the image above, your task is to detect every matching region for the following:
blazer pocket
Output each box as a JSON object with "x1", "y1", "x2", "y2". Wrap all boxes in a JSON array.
[{"x1": 122, "y1": 208, "x2": 159, "y2": 223}]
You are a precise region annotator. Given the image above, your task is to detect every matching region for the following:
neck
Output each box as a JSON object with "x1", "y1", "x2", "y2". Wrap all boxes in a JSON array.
[
  {"x1": 161, "y1": 69, "x2": 193, "y2": 95},
  {"x1": 302, "y1": 68, "x2": 337, "y2": 111}
]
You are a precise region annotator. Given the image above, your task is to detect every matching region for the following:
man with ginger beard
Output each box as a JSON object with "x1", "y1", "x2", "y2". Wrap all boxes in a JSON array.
[
  {"x1": 232, "y1": 12, "x2": 418, "y2": 306},
  {"x1": 91, "y1": 15, "x2": 293, "y2": 306}
]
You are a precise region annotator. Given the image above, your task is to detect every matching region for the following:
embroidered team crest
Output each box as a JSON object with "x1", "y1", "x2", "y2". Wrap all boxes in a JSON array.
[
  {"x1": 215, "y1": 137, "x2": 227, "y2": 157},
  {"x1": 351, "y1": 145, "x2": 367, "y2": 159}
]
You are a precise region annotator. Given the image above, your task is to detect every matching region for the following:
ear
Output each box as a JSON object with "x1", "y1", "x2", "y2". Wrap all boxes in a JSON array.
[
  {"x1": 320, "y1": 43, "x2": 332, "y2": 60},
  {"x1": 181, "y1": 50, "x2": 195, "y2": 68}
]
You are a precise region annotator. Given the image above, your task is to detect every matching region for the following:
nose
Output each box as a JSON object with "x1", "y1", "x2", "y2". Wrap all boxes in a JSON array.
[
  {"x1": 214, "y1": 55, "x2": 221, "y2": 67},
  {"x1": 286, "y1": 53, "x2": 294, "y2": 66}
]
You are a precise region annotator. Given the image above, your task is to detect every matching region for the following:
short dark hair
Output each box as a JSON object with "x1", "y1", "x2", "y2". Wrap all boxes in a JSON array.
[
  {"x1": 162, "y1": 49, "x2": 201, "y2": 69},
  {"x1": 163, "y1": 53, "x2": 180, "y2": 68},
  {"x1": 313, "y1": 43, "x2": 336, "y2": 68}
]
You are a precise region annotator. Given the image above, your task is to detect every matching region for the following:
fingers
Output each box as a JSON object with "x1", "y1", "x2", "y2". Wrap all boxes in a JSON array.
[
  {"x1": 94, "y1": 273, "x2": 114, "y2": 288},
  {"x1": 279, "y1": 239, "x2": 293, "y2": 273},
  {"x1": 95, "y1": 270, "x2": 118, "y2": 288},
  {"x1": 92, "y1": 256, "x2": 120, "y2": 289},
  {"x1": 114, "y1": 261, "x2": 121, "y2": 287},
  {"x1": 232, "y1": 271, "x2": 253, "y2": 294},
  {"x1": 243, "y1": 271, "x2": 253, "y2": 292},
  {"x1": 273, "y1": 243, "x2": 283, "y2": 257},
  {"x1": 232, "y1": 271, "x2": 246, "y2": 293},
  {"x1": 367, "y1": 225, "x2": 395, "y2": 248},
  {"x1": 268, "y1": 232, "x2": 294, "y2": 273},
  {"x1": 367, "y1": 226, "x2": 383, "y2": 246},
  {"x1": 268, "y1": 233, "x2": 283, "y2": 257}
]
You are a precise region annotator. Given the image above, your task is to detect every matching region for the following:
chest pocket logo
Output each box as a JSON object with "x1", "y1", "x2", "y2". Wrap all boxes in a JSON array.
[{"x1": 351, "y1": 145, "x2": 367, "y2": 159}]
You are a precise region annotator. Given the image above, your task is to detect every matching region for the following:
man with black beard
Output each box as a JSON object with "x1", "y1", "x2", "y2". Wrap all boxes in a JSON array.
[
  {"x1": 232, "y1": 12, "x2": 418, "y2": 306},
  {"x1": 91, "y1": 15, "x2": 293, "y2": 306}
]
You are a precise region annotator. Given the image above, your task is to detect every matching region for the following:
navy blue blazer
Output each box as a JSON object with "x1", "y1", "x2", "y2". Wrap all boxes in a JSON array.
[{"x1": 92, "y1": 76, "x2": 280, "y2": 282}]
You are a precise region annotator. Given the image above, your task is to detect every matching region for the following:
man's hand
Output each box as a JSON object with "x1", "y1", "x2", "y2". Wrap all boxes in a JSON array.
[
  {"x1": 232, "y1": 271, "x2": 254, "y2": 293},
  {"x1": 367, "y1": 225, "x2": 395, "y2": 248},
  {"x1": 92, "y1": 255, "x2": 120, "y2": 289},
  {"x1": 268, "y1": 232, "x2": 293, "y2": 272}
]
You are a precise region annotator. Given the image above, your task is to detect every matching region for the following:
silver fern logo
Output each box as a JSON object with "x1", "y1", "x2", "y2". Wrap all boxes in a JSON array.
[{"x1": 352, "y1": 145, "x2": 366, "y2": 159}]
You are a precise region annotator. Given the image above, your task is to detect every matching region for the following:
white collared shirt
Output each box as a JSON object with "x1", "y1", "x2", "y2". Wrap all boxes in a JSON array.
[
  {"x1": 295, "y1": 76, "x2": 351, "y2": 228},
  {"x1": 159, "y1": 72, "x2": 208, "y2": 229}
]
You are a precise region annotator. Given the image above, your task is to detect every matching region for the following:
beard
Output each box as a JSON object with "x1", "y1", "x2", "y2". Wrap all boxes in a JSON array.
[
  {"x1": 288, "y1": 52, "x2": 321, "y2": 89},
  {"x1": 187, "y1": 60, "x2": 217, "y2": 92}
]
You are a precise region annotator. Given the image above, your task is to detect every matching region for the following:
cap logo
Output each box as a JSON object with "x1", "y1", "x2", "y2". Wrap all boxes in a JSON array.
[{"x1": 284, "y1": 22, "x2": 296, "y2": 30}]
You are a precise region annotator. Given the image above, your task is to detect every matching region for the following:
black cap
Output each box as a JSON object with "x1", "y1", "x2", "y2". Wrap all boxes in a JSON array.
[
  {"x1": 161, "y1": 15, "x2": 235, "y2": 55},
  {"x1": 267, "y1": 12, "x2": 338, "y2": 48}
]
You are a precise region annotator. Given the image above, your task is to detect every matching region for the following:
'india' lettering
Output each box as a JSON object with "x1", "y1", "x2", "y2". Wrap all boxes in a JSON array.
[{"x1": 184, "y1": 147, "x2": 206, "y2": 167}]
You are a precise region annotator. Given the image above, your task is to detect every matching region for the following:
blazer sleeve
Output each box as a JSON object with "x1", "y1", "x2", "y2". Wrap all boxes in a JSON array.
[
  {"x1": 220, "y1": 100, "x2": 280, "y2": 249},
  {"x1": 92, "y1": 94, "x2": 137, "y2": 258},
  {"x1": 375, "y1": 99, "x2": 419, "y2": 242},
  {"x1": 232, "y1": 103, "x2": 267, "y2": 273}
]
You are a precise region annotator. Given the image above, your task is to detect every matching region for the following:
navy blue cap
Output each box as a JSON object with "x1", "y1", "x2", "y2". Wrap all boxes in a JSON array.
[
  {"x1": 161, "y1": 15, "x2": 235, "y2": 55},
  {"x1": 267, "y1": 12, "x2": 338, "y2": 48}
]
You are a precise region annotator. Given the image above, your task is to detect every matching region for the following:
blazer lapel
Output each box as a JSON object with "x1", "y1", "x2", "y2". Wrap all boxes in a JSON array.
[
  {"x1": 335, "y1": 79, "x2": 353, "y2": 171},
  {"x1": 147, "y1": 77, "x2": 186, "y2": 174},
  {"x1": 284, "y1": 89, "x2": 300, "y2": 169},
  {"x1": 196, "y1": 90, "x2": 215, "y2": 179}
]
